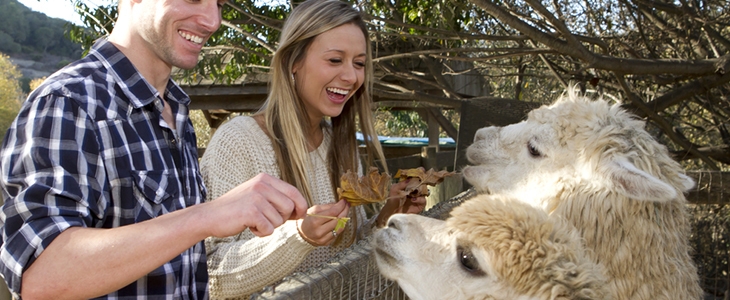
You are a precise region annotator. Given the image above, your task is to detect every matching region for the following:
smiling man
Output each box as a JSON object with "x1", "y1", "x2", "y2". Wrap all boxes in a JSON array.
[{"x1": 0, "y1": 1, "x2": 308, "y2": 299}]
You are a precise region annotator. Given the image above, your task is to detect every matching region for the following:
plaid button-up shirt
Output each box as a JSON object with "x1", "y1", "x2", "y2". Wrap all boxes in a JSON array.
[{"x1": 0, "y1": 39, "x2": 208, "y2": 299}]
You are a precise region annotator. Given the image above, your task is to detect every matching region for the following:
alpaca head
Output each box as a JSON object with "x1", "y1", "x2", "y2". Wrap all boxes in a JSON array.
[
  {"x1": 373, "y1": 194, "x2": 608, "y2": 300},
  {"x1": 461, "y1": 87, "x2": 694, "y2": 211}
]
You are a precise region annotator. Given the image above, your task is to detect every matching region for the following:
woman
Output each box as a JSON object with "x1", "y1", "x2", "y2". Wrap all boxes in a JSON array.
[{"x1": 200, "y1": 0, "x2": 426, "y2": 298}]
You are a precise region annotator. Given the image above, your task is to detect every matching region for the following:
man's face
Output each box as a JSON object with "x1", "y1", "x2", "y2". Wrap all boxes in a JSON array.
[{"x1": 137, "y1": 0, "x2": 224, "y2": 70}]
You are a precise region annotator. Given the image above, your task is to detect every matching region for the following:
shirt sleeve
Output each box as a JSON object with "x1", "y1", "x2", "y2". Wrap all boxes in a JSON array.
[
  {"x1": 0, "y1": 94, "x2": 105, "y2": 295},
  {"x1": 199, "y1": 118, "x2": 316, "y2": 298}
]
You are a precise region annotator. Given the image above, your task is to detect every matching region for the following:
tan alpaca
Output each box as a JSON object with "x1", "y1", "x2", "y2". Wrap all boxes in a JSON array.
[{"x1": 374, "y1": 194, "x2": 609, "y2": 300}]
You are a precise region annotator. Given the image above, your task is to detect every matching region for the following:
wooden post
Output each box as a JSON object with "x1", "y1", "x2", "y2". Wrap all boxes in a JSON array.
[{"x1": 422, "y1": 146, "x2": 463, "y2": 209}]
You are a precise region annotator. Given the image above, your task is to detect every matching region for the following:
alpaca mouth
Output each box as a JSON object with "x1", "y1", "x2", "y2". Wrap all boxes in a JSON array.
[
  {"x1": 374, "y1": 247, "x2": 399, "y2": 267},
  {"x1": 474, "y1": 186, "x2": 492, "y2": 195},
  {"x1": 461, "y1": 166, "x2": 492, "y2": 195}
]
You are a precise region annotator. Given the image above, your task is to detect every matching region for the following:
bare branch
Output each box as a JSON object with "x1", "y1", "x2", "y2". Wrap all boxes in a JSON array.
[
  {"x1": 220, "y1": 20, "x2": 276, "y2": 53},
  {"x1": 225, "y1": 0, "x2": 284, "y2": 31},
  {"x1": 613, "y1": 73, "x2": 719, "y2": 170},
  {"x1": 642, "y1": 72, "x2": 730, "y2": 114}
]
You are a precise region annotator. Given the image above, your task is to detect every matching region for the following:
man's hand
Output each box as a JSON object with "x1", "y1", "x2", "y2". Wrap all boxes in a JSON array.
[{"x1": 204, "y1": 173, "x2": 308, "y2": 237}]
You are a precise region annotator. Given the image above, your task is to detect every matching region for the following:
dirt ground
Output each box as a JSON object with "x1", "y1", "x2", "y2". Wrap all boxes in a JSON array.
[{"x1": 8, "y1": 52, "x2": 75, "y2": 80}]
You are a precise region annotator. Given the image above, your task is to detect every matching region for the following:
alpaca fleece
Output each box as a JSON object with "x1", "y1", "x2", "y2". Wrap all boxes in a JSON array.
[
  {"x1": 463, "y1": 87, "x2": 703, "y2": 299},
  {"x1": 373, "y1": 194, "x2": 609, "y2": 299}
]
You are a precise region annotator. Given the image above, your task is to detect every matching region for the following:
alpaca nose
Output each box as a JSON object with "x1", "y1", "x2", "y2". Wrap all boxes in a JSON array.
[
  {"x1": 473, "y1": 127, "x2": 496, "y2": 142},
  {"x1": 386, "y1": 215, "x2": 405, "y2": 231}
]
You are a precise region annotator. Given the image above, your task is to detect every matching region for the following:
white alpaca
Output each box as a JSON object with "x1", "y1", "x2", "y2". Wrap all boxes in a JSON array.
[
  {"x1": 462, "y1": 87, "x2": 703, "y2": 299},
  {"x1": 373, "y1": 194, "x2": 609, "y2": 300}
]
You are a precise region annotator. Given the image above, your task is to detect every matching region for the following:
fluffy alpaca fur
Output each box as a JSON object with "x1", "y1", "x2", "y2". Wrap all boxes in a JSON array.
[
  {"x1": 462, "y1": 87, "x2": 703, "y2": 299},
  {"x1": 373, "y1": 194, "x2": 609, "y2": 300}
]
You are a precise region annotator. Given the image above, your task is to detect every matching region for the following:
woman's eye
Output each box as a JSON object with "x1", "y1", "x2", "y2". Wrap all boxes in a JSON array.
[
  {"x1": 329, "y1": 58, "x2": 342, "y2": 64},
  {"x1": 527, "y1": 142, "x2": 541, "y2": 157}
]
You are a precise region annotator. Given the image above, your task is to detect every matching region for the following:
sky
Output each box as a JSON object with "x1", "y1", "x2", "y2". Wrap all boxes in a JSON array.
[
  {"x1": 16, "y1": 0, "x2": 287, "y2": 26},
  {"x1": 16, "y1": 0, "x2": 110, "y2": 26}
]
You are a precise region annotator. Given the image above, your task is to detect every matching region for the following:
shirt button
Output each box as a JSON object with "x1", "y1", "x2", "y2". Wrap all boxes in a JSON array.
[{"x1": 170, "y1": 138, "x2": 176, "y2": 144}]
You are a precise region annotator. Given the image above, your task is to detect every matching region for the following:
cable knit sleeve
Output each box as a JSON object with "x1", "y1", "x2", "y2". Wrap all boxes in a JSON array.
[{"x1": 200, "y1": 116, "x2": 316, "y2": 299}]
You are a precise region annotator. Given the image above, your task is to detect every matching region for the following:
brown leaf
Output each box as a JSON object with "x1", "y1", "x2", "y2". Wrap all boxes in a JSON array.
[
  {"x1": 394, "y1": 168, "x2": 456, "y2": 197},
  {"x1": 336, "y1": 167, "x2": 391, "y2": 206},
  {"x1": 390, "y1": 168, "x2": 456, "y2": 215}
]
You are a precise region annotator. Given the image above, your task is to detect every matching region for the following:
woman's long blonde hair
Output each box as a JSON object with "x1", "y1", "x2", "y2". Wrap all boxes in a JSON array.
[{"x1": 259, "y1": 0, "x2": 387, "y2": 245}]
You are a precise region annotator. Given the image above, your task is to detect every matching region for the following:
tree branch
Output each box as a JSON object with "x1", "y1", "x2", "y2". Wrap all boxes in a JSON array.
[
  {"x1": 613, "y1": 73, "x2": 719, "y2": 170},
  {"x1": 220, "y1": 20, "x2": 276, "y2": 53},
  {"x1": 640, "y1": 72, "x2": 730, "y2": 115}
]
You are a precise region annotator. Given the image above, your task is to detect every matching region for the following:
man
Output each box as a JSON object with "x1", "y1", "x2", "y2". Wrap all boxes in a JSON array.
[{"x1": 0, "y1": 0, "x2": 307, "y2": 299}]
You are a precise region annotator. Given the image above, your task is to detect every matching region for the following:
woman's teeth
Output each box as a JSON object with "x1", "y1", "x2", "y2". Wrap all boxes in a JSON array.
[{"x1": 327, "y1": 87, "x2": 348, "y2": 95}]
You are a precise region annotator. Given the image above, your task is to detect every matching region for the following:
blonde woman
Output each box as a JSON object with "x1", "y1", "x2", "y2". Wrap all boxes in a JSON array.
[{"x1": 200, "y1": 0, "x2": 426, "y2": 298}]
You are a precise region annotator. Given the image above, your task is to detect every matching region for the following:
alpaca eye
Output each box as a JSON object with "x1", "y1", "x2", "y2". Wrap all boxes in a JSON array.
[
  {"x1": 457, "y1": 246, "x2": 485, "y2": 276},
  {"x1": 527, "y1": 142, "x2": 542, "y2": 157}
]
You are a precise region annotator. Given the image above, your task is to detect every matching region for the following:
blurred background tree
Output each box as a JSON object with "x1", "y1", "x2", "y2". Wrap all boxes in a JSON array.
[
  {"x1": 0, "y1": 0, "x2": 82, "y2": 57},
  {"x1": 0, "y1": 54, "x2": 23, "y2": 144},
  {"x1": 66, "y1": 0, "x2": 729, "y2": 170}
]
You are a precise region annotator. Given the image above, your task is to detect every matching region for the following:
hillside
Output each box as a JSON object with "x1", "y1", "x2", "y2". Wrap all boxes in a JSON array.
[{"x1": 0, "y1": 0, "x2": 84, "y2": 90}]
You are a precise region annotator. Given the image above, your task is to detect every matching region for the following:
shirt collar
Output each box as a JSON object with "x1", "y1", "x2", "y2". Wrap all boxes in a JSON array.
[{"x1": 88, "y1": 39, "x2": 190, "y2": 108}]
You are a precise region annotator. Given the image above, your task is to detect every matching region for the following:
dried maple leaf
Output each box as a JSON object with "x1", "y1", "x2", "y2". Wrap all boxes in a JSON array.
[
  {"x1": 394, "y1": 168, "x2": 456, "y2": 198},
  {"x1": 337, "y1": 167, "x2": 391, "y2": 206},
  {"x1": 376, "y1": 168, "x2": 457, "y2": 218}
]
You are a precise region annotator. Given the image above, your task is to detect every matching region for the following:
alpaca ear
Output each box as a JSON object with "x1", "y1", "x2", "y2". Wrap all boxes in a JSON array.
[
  {"x1": 677, "y1": 173, "x2": 695, "y2": 193},
  {"x1": 603, "y1": 156, "x2": 677, "y2": 202}
]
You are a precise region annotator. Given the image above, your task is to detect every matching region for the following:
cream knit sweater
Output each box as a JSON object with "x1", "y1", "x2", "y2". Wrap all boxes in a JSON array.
[{"x1": 200, "y1": 116, "x2": 367, "y2": 299}]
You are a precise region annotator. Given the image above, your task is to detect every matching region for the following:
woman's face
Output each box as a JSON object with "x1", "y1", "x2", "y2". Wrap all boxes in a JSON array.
[{"x1": 292, "y1": 22, "x2": 367, "y2": 124}]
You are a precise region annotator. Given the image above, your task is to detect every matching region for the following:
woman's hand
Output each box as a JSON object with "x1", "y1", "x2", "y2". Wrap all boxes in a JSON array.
[
  {"x1": 297, "y1": 199, "x2": 350, "y2": 246},
  {"x1": 375, "y1": 179, "x2": 427, "y2": 227}
]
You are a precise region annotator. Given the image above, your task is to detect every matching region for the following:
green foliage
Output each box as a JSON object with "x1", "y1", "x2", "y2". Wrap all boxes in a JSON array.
[
  {"x1": 28, "y1": 77, "x2": 46, "y2": 93},
  {"x1": 18, "y1": 77, "x2": 32, "y2": 94},
  {"x1": 0, "y1": 0, "x2": 83, "y2": 57},
  {"x1": 34, "y1": 27, "x2": 56, "y2": 52},
  {"x1": 0, "y1": 53, "x2": 23, "y2": 143},
  {"x1": 0, "y1": 31, "x2": 22, "y2": 53},
  {"x1": 66, "y1": 0, "x2": 116, "y2": 57},
  {"x1": 374, "y1": 108, "x2": 459, "y2": 138},
  {"x1": 0, "y1": 0, "x2": 29, "y2": 43},
  {"x1": 56, "y1": 60, "x2": 71, "y2": 69},
  {"x1": 189, "y1": 110, "x2": 212, "y2": 149},
  {"x1": 376, "y1": 109, "x2": 427, "y2": 137}
]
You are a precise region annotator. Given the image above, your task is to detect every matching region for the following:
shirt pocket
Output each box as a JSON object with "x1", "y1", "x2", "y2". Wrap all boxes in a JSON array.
[
  {"x1": 126, "y1": 170, "x2": 182, "y2": 222},
  {"x1": 129, "y1": 170, "x2": 179, "y2": 205}
]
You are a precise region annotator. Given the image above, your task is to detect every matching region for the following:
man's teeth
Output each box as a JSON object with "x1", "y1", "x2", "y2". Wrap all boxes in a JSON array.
[
  {"x1": 327, "y1": 88, "x2": 348, "y2": 95},
  {"x1": 179, "y1": 31, "x2": 203, "y2": 44}
]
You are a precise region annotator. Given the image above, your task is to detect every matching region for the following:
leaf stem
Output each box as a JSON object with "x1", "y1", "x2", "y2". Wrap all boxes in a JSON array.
[{"x1": 307, "y1": 214, "x2": 350, "y2": 220}]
